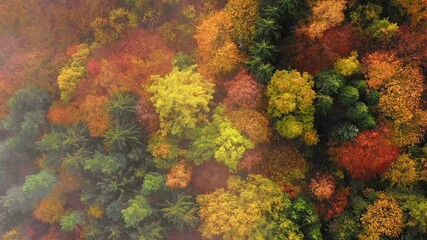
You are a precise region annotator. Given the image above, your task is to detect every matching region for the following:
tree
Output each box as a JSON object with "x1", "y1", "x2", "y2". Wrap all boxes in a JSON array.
[
  {"x1": 309, "y1": 174, "x2": 336, "y2": 200},
  {"x1": 166, "y1": 160, "x2": 193, "y2": 189},
  {"x1": 300, "y1": 0, "x2": 347, "y2": 39},
  {"x1": 395, "y1": 0, "x2": 427, "y2": 25},
  {"x1": 33, "y1": 193, "x2": 66, "y2": 224},
  {"x1": 57, "y1": 44, "x2": 90, "y2": 103},
  {"x1": 337, "y1": 86, "x2": 359, "y2": 107},
  {"x1": 194, "y1": 11, "x2": 244, "y2": 77},
  {"x1": 315, "y1": 70, "x2": 345, "y2": 96},
  {"x1": 225, "y1": 0, "x2": 260, "y2": 46},
  {"x1": 365, "y1": 19, "x2": 399, "y2": 41},
  {"x1": 83, "y1": 151, "x2": 126, "y2": 175},
  {"x1": 359, "y1": 193, "x2": 404, "y2": 239},
  {"x1": 334, "y1": 51, "x2": 361, "y2": 76},
  {"x1": 60, "y1": 211, "x2": 84, "y2": 232},
  {"x1": 249, "y1": 39, "x2": 278, "y2": 63},
  {"x1": 223, "y1": 69, "x2": 263, "y2": 109},
  {"x1": 197, "y1": 174, "x2": 299, "y2": 240},
  {"x1": 267, "y1": 69, "x2": 318, "y2": 144},
  {"x1": 135, "y1": 94, "x2": 160, "y2": 134},
  {"x1": 143, "y1": 173, "x2": 165, "y2": 194},
  {"x1": 103, "y1": 124, "x2": 142, "y2": 152},
  {"x1": 330, "y1": 125, "x2": 400, "y2": 180},
  {"x1": 254, "y1": 18, "x2": 282, "y2": 41},
  {"x1": 227, "y1": 108, "x2": 271, "y2": 144},
  {"x1": 121, "y1": 196, "x2": 152, "y2": 228},
  {"x1": 214, "y1": 118, "x2": 254, "y2": 172},
  {"x1": 384, "y1": 154, "x2": 426, "y2": 187},
  {"x1": 149, "y1": 66, "x2": 215, "y2": 136},
  {"x1": 91, "y1": 8, "x2": 138, "y2": 45},
  {"x1": 106, "y1": 92, "x2": 137, "y2": 125},
  {"x1": 161, "y1": 193, "x2": 199, "y2": 230}
]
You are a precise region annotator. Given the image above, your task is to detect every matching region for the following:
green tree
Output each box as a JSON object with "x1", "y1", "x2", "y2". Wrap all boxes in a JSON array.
[
  {"x1": 60, "y1": 211, "x2": 84, "y2": 232},
  {"x1": 84, "y1": 151, "x2": 126, "y2": 175},
  {"x1": 337, "y1": 86, "x2": 359, "y2": 107},
  {"x1": 122, "y1": 196, "x2": 152, "y2": 228},
  {"x1": 267, "y1": 69, "x2": 317, "y2": 144},
  {"x1": 143, "y1": 173, "x2": 165, "y2": 194},
  {"x1": 316, "y1": 94, "x2": 334, "y2": 115},
  {"x1": 254, "y1": 18, "x2": 282, "y2": 41},
  {"x1": 107, "y1": 92, "x2": 137, "y2": 125},
  {"x1": 104, "y1": 124, "x2": 142, "y2": 152},
  {"x1": 161, "y1": 193, "x2": 199, "y2": 230},
  {"x1": 315, "y1": 70, "x2": 345, "y2": 96},
  {"x1": 149, "y1": 66, "x2": 215, "y2": 136},
  {"x1": 249, "y1": 39, "x2": 278, "y2": 62}
]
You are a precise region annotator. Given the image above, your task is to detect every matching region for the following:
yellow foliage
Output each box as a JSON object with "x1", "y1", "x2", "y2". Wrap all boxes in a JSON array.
[
  {"x1": 57, "y1": 44, "x2": 91, "y2": 103},
  {"x1": 360, "y1": 193, "x2": 404, "y2": 238},
  {"x1": 385, "y1": 154, "x2": 427, "y2": 186},
  {"x1": 225, "y1": 0, "x2": 260, "y2": 46},
  {"x1": 334, "y1": 51, "x2": 361, "y2": 76}
]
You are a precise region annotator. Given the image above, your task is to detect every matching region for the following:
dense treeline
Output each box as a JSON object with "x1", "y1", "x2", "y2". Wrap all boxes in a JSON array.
[{"x1": 0, "y1": 0, "x2": 426, "y2": 239}]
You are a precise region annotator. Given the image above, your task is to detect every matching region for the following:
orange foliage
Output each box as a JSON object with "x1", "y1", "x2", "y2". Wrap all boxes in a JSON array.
[
  {"x1": 88, "y1": 204, "x2": 104, "y2": 219},
  {"x1": 80, "y1": 95, "x2": 110, "y2": 137},
  {"x1": 33, "y1": 193, "x2": 66, "y2": 224},
  {"x1": 301, "y1": 0, "x2": 348, "y2": 39},
  {"x1": 309, "y1": 174, "x2": 336, "y2": 200},
  {"x1": 56, "y1": 169, "x2": 82, "y2": 194},
  {"x1": 227, "y1": 108, "x2": 271, "y2": 144},
  {"x1": 194, "y1": 11, "x2": 244, "y2": 78},
  {"x1": 396, "y1": 0, "x2": 427, "y2": 25},
  {"x1": 364, "y1": 51, "x2": 427, "y2": 146},
  {"x1": 166, "y1": 160, "x2": 193, "y2": 189},
  {"x1": 0, "y1": 78, "x2": 14, "y2": 119},
  {"x1": 47, "y1": 101, "x2": 82, "y2": 126},
  {"x1": 330, "y1": 124, "x2": 400, "y2": 180}
]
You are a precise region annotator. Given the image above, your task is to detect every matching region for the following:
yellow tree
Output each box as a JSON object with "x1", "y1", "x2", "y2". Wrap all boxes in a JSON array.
[
  {"x1": 225, "y1": 0, "x2": 260, "y2": 46},
  {"x1": 360, "y1": 193, "x2": 404, "y2": 239}
]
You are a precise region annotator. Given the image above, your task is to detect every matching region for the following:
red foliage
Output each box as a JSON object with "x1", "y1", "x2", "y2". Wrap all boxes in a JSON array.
[
  {"x1": 86, "y1": 59, "x2": 101, "y2": 77},
  {"x1": 396, "y1": 24, "x2": 427, "y2": 71},
  {"x1": 316, "y1": 188, "x2": 350, "y2": 221},
  {"x1": 291, "y1": 24, "x2": 362, "y2": 75},
  {"x1": 330, "y1": 124, "x2": 401, "y2": 180},
  {"x1": 239, "y1": 149, "x2": 264, "y2": 173},
  {"x1": 192, "y1": 160, "x2": 230, "y2": 194},
  {"x1": 135, "y1": 94, "x2": 160, "y2": 134},
  {"x1": 223, "y1": 68, "x2": 263, "y2": 109}
]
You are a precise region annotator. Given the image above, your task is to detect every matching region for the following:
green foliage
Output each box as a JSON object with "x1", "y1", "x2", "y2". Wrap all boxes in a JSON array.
[
  {"x1": 214, "y1": 120, "x2": 254, "y2": 172},
  {"x1": 84, "y1": 151, "x2": 126, "y2": 175},
  {"x1": 104, "y1": 124, "x2": 142, "y2": 152},
  {"x1": 161, "y1": 193, "x2": 199, "y2": 230},
  {"x1": 106, "y1": 200, "x2": 126, "y2": 221},
  {"x1": 316, "y1": 94, "x2": 334, "y2": 115},
  {"x1": 186, "y1": 123, "x2": 218, "y2": 165},
  {"x1": 287, "y1": 198, "x2": 323, "y2": 240},
  {"x1": 254, "y1": 18, "x2": 282, "y2": 41},
  {"x1": 21, "y1": 170, "x2": 56, "y2": 196},
  {"x1": 57, "y1": 44, "x2": 91, "y2": 103},
  {"x1": 337, "y1": 86, "x2": 359, "y2": 107},
  {"x1": 366, "y1": 90, "x2": 380, "y2": 106},
  {"x1": 330, "y1": 123, "x2": 359, "y2": 142},
  {"x1": 149, "y1": 66, "x2": 214, "y2": 136},
  {"x1": 107, "y1": 92, "x2": 137, "y2": 125},
  {"x1": 328, "y1": 214, "x2": 361, "y2": 240},
  {"x1": 60, "y1": 211, "x2": 84, "y2": 232},
  {"x1": 131, "y1": 221, "x2": 166, "y2": 240},
  {"x1": 249, "y1": 39, "x2": 278, "y2": 62},
  {"x1": 122, "y1": 196, "x2": 152, "y2": 228},
  {"x1": 172, "y1": 52, "x2": 193, "y2": 70},
  {"x1": 267, "y1": 69, "x2": 317, "y2": 144},
  {"x1": 334, "y1": 51, "x2": 361, "y2": 76},
  {"x1": 315, "y1": 70, "x2": 345, "y2": 96},
  {"x1": 366, "y1": 19, "x2": 399, "y2": 41},
  {"x1": 143, "y1": 173, "x2": 165, "y2": 194},
  {"x1": 147, "y1": 136, "x2": 180, "y2": 169}
]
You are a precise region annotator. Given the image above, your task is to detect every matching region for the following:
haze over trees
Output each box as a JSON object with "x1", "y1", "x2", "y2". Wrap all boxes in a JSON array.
[{"x1": 0, "y1": 0, "x2": 426, "y2": 239}]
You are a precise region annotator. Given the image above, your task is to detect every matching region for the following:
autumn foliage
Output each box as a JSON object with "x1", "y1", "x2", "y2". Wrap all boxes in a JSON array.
[
  {"x1": 166, "y1": 160, "x2": 193, "y2": 189},
  {"x1": 223, "y1": 69, "x2": 264, "y2": 109},
  {"x1": 330, "y1": 125, "x2": 400, "y2": 180}
]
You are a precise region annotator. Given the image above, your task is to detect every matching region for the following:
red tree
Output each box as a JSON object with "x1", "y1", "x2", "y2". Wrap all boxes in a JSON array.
[
  {"x1": 291, "y1": 24, "x2": 362, "y2": 75},
  {"x1": 330, "y1": 124, "x2": 400, "y2": 180},
  {"x1": 223, "y1": 68, "x2": 263, "y2": 109},
  {"x1": 135, "y1": 94, "x2": 160, "y2": 134},
  {"x1": 192, "y1": 160, "x2": 230, "y2": 194}
]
